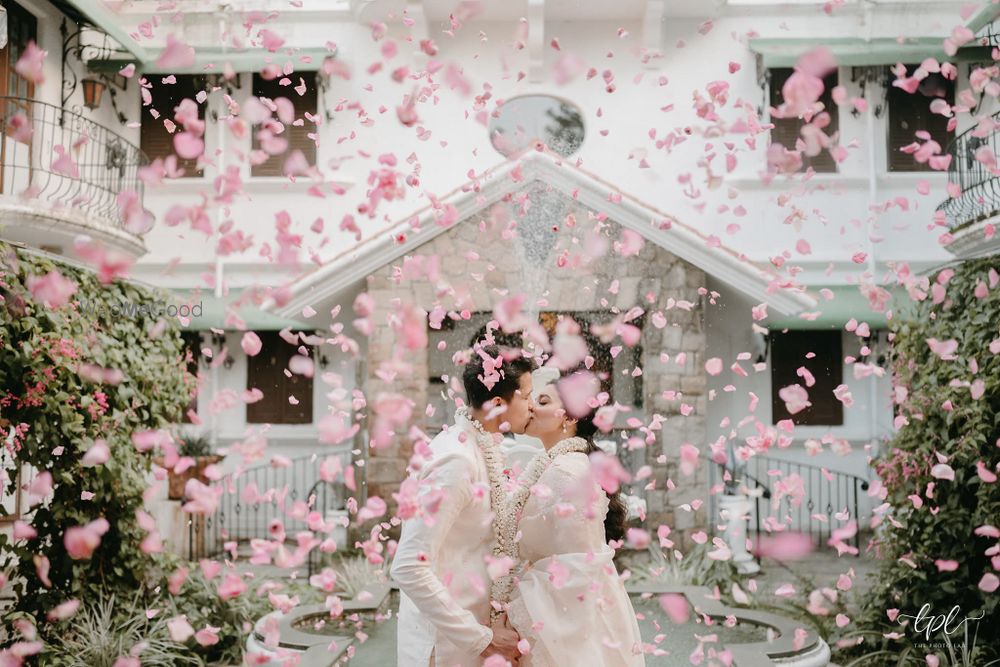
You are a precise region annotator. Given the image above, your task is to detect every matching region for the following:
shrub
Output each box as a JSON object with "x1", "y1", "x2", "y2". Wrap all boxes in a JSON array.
[
  {"x1": 0, "y1": 244, "x2": 192, "y2": 637},
  {"x1": 837, "y1": 257, "x2": 1000, "y2": 666}
]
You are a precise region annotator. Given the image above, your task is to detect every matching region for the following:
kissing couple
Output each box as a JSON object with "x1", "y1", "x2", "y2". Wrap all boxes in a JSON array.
[{"x1": 391, "y1": 344, "x2": 645, "y2": 666}]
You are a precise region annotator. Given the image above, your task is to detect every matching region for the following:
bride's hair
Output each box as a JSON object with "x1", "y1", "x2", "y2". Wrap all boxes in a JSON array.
[{"x1": 555, "y1": 376, "x2": 628, "y2": 545}]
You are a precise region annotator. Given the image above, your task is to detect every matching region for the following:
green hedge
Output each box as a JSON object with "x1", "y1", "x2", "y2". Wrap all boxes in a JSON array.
[
  {"x1": 839, "y1": 257, "x2": 1000, "y2": 666},
  {"x1": 0, "y1": 243, "x2": 192, "y2": 631}
]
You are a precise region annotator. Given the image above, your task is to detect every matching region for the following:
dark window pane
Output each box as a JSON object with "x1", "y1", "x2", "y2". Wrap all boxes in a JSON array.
[
  {"x1": 770, "y1": 330, "x2": 844, "y2": 426},
  {"x1": 139, "y1": 74, "x2": 206, "y2": 177},
  {"x1": 887, "y1": 65, "x2": 955, "y2": 172},
  {"x1": 246, "y1": 331, "x2": 313, "y2": 424},
  {"x1": 769, "y1": 67, "x2": 839, "y2": 173},
  {"x1": 251, "y1": 72, "x2": 318, "y2": 177}
]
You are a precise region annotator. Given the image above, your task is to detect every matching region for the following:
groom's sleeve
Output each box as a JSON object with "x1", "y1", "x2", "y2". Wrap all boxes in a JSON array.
[{"x1": 390, "y1": 453, "x2": 493, "y2": 656}]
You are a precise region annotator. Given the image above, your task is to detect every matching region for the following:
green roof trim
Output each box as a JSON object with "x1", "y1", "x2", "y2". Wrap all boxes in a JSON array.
[
  {"x1": 767, "y1": 285, "x2": 917, "y2": 330},
  {"x1": 87, "y1": 48, "x2": 336, "y2": 76},
  {"x1": 750, "y1": 37, "x2": 992, "y2": 68},
  {"x1": 168, "y1": 288, "x2": 309, "y2": 331}
]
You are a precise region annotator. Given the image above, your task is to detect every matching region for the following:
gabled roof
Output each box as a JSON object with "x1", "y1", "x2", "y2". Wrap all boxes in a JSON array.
[{"x1": 271, "y1": 151, "x2": 816, "y2": 318}]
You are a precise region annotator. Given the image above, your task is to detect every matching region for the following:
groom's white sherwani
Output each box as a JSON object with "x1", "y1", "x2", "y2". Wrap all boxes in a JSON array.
[{"x1": 390, "y1": 417, "x2": 494, "y2": 667}]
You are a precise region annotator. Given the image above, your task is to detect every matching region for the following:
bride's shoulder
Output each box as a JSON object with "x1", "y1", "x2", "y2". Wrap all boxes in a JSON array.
[{"x1": 548, "y1": 450, "x2": 591, "y2": 476}]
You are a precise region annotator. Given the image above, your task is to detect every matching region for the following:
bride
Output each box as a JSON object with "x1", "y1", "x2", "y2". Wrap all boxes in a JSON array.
[{"x1": 496, "y1": 370, "x2": 646, "y2": 666}]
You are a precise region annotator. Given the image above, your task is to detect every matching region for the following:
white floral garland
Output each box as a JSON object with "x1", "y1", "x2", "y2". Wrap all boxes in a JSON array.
[
  {"x1": 489, "y1": 436, "x2": 590, "y2": 618},
  {"x1": 454, "y1": 407, "x2": 513, "y2": 567}
]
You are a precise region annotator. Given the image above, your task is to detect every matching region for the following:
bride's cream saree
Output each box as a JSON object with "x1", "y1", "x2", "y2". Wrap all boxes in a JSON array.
[{"x1": 505, "y1": 449, "x2": 645, "y2": 666}]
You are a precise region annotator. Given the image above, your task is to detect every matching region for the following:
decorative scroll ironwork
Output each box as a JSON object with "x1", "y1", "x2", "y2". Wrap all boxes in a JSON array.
[
  {"x1": 710, "y1": 455, "x2": 871, "y2": 559},
  {"x1": 936, "y1": 109, "x2": 1000, "y2": 231},
  {"x1": 187, "y1": 448, "x2": 355, "y2": 569},
  {"x1": 0, "y1": 96, "x2": 147, "y2": 231}
]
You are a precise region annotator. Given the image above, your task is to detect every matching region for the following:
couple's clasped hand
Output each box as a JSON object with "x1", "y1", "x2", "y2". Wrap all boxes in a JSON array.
[{"x1": 480, "y1": 612, "x2": 522, "y2": 665}]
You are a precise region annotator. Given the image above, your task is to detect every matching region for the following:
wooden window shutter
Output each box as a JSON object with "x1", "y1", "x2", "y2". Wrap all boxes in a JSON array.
[
  {"x1": 246, "y1": 331, "x2": 313, "y2": 424},
  {"x1": 887, "y1": 66, "x2": 955, "y2": 172},
  {"x1": 251, "y1": 72, "x2": 318, "y2": 177},
  {"x1": 768, "y1": 67, "x2": 839, "y2": 173},
  {"x1": 139, "y1": 74, "x2": 206, "y2": 177},
  {"x1": 770, "y1": 330, "x2": 844, "y2": 426}
]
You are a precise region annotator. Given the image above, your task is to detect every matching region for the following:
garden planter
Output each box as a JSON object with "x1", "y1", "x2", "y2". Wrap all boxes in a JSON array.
[
  {"x1": 246, "y1": 583, "x2": 391, "y2": 667},
  {"x1": 155, "y1": 455, "x2": 224, "y2": 501},
  {"x1": 718, "y1": 492, "x2": 760, "y2": 575}
]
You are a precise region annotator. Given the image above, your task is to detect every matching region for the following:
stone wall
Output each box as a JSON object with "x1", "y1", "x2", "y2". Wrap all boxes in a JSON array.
[{"x1": 364, "y1": 181, "x2": 709, "y2": 541}]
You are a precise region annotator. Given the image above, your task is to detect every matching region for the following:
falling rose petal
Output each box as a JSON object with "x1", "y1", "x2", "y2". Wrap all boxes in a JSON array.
[
  {"x1": 51, "y1": 145, "x2": 80, "y2": 178},
  {"x1": 194, "y1": 625, "x2": 221, "y2": 646},
  {"x1": 64, "y1": 517, "x2": 110, "y2": 559},
  {"x1": 6, "y1": 112, "x2": 33, "y2": 143},
  {"x1": 289, "y1": 355, "x2": 314, "y2": 378},
  {"x1": 117, "y1": 189, "x2": 155, "y2": 235},
  {"x1": 778, "y1": 384, "x2": 811, "y2": 415},
  {"x1": 679, "y1": 444, "x2": 700, "y2": 476},
  {"x1": 26, "y1": 472, "x2": 53, "y2": 506},
  {"x1": 934, "y1": 559, "x2": 959, "y2": 572},
  {"x1": 174, "y1": 132, "x2": 205, "y2": 160},
  {"x1": 82, "y1": 439, "x2": 111, "y2": 467},
  {"x1": 167, "y1": 615, "x2": 195, "y2": 642},
  {"x1": 926, "y1": 337, "x2": 959, "y2": 361},
  {"x1": 26, "y1": 269, "x2": 77, "y2": 308},
  {"x1": 930, "y1": 463, "x2": 955, "y2": 481},
  {"x1": 705, "y1": 358, "x2": 723, "y2": 376},
  {"x1": 557, "y1": 371, "x2": 601, "y2": 418},
  {"x1": 156, "y1": 34, "x2": 196, "y2": 69},
  {"x1": 46, "y1": 599, "x2": 81, "y2": 621},
  {"x1": 659, "y1": 593, "x2": 690, "y2": 624},
  {"x1": 980, "y1": 573, "x2": 1000, "y2": 592},
  {"x1": 241, "y1": 332, "x2": 263, "y2": 357},
  {"x1": 14, "y1": 41, "x2": 47, "y2": 84},
  {"x1": 589, "y1": 450, "x2": 631, "y2": 494}
]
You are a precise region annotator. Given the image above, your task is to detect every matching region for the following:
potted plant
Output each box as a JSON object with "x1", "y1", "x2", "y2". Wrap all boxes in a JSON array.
[
  {"x1": 159, "y1": 434, "x2": 224, "y2": 501},
  {"x1": 717, "y1": 442, "x2": 762, "y2": 575}
]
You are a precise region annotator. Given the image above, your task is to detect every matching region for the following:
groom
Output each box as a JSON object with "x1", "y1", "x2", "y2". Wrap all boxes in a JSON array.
[{"x1": 391, "y1": 344, "x2": 535, "y2": 666}]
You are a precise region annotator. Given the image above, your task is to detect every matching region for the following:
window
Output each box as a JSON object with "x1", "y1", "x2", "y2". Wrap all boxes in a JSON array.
[
  {"x1": 489, "y1": 95, "x2": 585, "y2": 158},
  {"x1": 887, "y1": 65, "x2": 955, "y2": 172},
  {"x1": 770, "y1": 330, "x2": 843, "y2": 426},
  {"x1": 251, "y1": 72, "x2": 318, "y2": 177},
  {"x1": 768, "y1": 67, "x2": 839, "y2": 173},
  {"x1": 140, "y1": 74, "x2": 206, "y2": 177},
  {"x1": 179, "y1": 331, "x2": 201, "y2": 423},
  {"x1": 0, "y1": 1, "x2": 38, "y2": 100},
  {"x1": 246, "y1": 331, "x2": 313, "y2": 424}
]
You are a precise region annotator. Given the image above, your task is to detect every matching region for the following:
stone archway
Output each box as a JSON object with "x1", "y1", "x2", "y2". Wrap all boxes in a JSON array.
[{"x1": 363, "y1": 180, "x2": 709, "y2": 542}]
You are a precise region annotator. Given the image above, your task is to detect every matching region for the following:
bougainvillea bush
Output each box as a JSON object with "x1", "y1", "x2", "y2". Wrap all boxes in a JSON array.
[
  {"x1": 0, "y1": 243, "x2": 192, "y2": 650},
  {"x1": 837, "y1": 257, "x2": 1000, "y2": 666}
]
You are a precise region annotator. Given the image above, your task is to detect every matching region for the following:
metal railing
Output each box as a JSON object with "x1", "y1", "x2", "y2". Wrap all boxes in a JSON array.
[
  {"x1": 937, "y1": 109, "x2": 1000, "y2": 231},
  {"x1": 710, "y1": 455, "x2": 871, "y2": 557},
  {"x1": 187, "y1": 448, "x2": 355, "y2": 569},
  {"x1": 0, "y1": 96, "x2": 147, "y2": 230}
]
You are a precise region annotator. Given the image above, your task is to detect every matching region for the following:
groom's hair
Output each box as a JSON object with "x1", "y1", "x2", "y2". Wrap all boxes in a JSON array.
[{"x1": 463, "y1": 344, "x2": 535, "y2": 410}]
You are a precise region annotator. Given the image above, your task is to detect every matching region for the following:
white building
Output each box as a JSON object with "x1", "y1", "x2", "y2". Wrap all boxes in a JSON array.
[{"x1": 2, "y1": 0, "x2": 994, "y2": 549}]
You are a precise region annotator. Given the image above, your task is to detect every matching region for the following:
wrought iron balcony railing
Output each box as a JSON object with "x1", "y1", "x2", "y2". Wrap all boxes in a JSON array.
[
  {"x1": 0, "y1": 96, "x2": 147, "y2": 233},
  {"x1": 937, "y1": 110, "x2": 1000, "y2": 232}
]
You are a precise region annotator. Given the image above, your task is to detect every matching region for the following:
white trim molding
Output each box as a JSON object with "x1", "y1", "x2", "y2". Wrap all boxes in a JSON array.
[{"x1": 271, "y1": 151, "x2": 817, "y2": 319}]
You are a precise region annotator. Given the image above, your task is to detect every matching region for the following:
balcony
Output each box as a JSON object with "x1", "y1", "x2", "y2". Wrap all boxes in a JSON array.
[
  {"x1": 0, "y1": 97, "x2": 148, "y2": 257},
  {"x1": 937, "y1": 110, "x2": 1000, "y2": 259}
]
